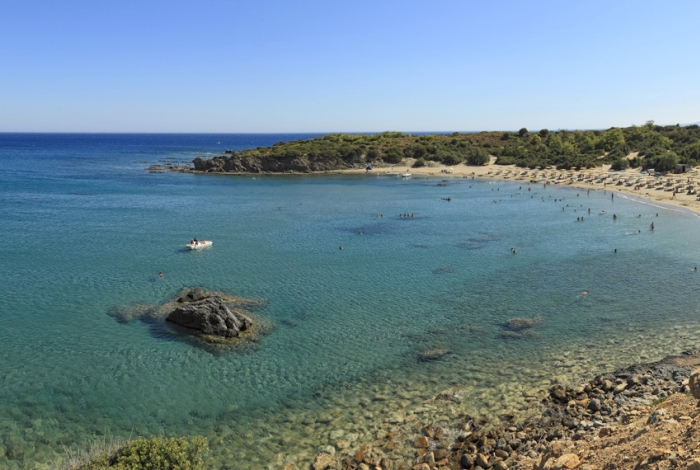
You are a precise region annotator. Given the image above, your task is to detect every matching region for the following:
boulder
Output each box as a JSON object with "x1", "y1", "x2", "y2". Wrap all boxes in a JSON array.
[
  {"x1": 553, "y1": 454, "x2": 579, "y2": 470},
  {"x1": 689, "y1": 368, "x2": 700, "y2": 398},
  {"x1": 418, "y1": 349, "x2": 451, "y2": 362},
  {"x1": 587, "y1": 398, "x2": 601, "y2": 412},
  {"x1": 460, "y1": 454, "x2": 474, "y2": 468},
  {"x1": 475, "y1": 453, "x2": 489, "y2": 468},
  {"x1": 166, "y1": 296, "x2": 251, "y2": 338},
  {"x1": 312, "y1": 453, "x2": 334, "y2": 470}
]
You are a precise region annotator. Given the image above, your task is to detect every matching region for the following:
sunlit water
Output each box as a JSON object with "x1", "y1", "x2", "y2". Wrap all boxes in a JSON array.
[{"x1": 2, "y1": 134, "x2": 700, "y2": 469}]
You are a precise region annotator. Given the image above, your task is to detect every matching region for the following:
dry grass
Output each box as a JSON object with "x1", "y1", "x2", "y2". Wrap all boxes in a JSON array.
[{"x1": 50, "y1": 434, "x2": 128, "y2": 470}]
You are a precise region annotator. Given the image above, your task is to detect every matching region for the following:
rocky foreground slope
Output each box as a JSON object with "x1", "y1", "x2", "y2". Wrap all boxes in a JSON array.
[{"x1": 300, "y1": 351, "x2": 700, "y2": 470}]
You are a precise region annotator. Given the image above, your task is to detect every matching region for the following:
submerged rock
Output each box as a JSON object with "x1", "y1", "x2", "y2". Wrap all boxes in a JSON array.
[
  {"x1": 432, "y1": 265, "x2": 456, "y2": 275},
  {"x1": 418, "y1": 349, "x2": 451, "y2": 362},
  {"x1": 503, "y1": 316, "x2": 542, "y2": 331},
  {"x1": 166, "y1": 296, "x2": 251, "y2": 338}
]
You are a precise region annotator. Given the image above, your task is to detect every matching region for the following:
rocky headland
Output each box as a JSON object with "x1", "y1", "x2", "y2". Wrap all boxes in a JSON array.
[{"x1": 149, "y1": 124, "x2": 700, "y2": 177}]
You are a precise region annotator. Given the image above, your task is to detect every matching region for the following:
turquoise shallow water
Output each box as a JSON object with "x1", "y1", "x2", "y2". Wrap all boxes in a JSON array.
[{"x1": 2, "y1": 134, "x2": 700, "y2": 468}]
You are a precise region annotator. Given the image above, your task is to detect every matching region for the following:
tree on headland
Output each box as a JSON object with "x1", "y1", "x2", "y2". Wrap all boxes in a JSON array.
[
  {"x1": 518, "y1": 128, "x2": 528, "y2": 137},
  {"x1": 654, "y1": 152, "x2": 679, "y2": 172},
  {"x1": 610, "y1": 158, "x2": 629, "y2": 171},
  {"x1": 383, "y1": 147, "x2": 404, "y2": 164},
  {"x1": 466, "y1": 147, "x2": 489, "y2": 165}
]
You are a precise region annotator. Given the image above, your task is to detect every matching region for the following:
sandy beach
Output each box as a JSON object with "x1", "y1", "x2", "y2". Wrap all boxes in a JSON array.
[{"x1": 338, "y1": 157, "x2": 700, "y2": 217}]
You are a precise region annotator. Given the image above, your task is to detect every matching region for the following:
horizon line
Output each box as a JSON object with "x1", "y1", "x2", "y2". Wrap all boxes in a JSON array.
[{"x1": 1, "y1": 122, "x2": 699, "y2": 136}]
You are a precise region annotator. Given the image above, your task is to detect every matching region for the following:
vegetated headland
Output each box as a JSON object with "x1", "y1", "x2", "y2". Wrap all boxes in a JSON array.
[{"x1": 177, "y1": 121, "x2": 700, "y2": 174}]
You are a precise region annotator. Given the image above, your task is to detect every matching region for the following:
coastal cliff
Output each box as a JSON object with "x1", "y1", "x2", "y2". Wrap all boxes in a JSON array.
[{"x1": 192, "y1": 153, "x2": 367, "y2": 173}]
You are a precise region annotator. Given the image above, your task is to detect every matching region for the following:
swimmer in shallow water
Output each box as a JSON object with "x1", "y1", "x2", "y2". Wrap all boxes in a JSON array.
[{"x1": 158, "y1": 272, "x2": 163, "y2": 278}]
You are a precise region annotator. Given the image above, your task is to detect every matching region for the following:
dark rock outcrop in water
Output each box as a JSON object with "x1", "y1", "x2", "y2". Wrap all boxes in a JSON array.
[
  {"x1": 166, "y1": 296, "x2": 251, "y2": 338},
  {"x1": 109, "y1": 288, "x2": 271, "y2": 349}
]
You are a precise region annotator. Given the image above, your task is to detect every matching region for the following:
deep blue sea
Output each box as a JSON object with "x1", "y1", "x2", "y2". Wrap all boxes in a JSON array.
[{"x1": 2, "y1": 134, "x2": 700, "y2": 469}]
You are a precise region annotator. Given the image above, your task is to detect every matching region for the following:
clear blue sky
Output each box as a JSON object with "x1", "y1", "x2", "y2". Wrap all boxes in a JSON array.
[{"x1": 1, "y1": 0, "x2": 699, "y2": 132}]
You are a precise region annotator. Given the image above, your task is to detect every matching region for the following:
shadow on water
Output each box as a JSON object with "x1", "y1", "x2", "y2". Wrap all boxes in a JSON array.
[
  {"x1": 432, "y1": 265, "x2": 456, "y2": 275},
  {"x1": 456, "y1": 232, "x2": 504, "y2": 251},
  {"x1": 456, "y1": 241, "x2": 488, "y2": 250}
]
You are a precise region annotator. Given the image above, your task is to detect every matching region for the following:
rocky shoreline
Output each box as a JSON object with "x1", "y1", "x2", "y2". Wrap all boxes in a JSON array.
[
  {"x1": 298, "y1": 350, "x2": 700, "y2": 470},
  {"x1": 146, "y1": 153, "x2": 398, "y2": 175}
]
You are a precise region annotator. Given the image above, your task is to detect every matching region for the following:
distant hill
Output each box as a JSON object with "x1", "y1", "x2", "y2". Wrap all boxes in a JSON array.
[{"x1": 193, "y1": 122, "x2": 700, "y2": 173}]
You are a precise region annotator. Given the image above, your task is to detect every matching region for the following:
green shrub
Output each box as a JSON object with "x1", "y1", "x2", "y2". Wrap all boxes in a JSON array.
[
  {"x1": 76, "y1": 436, "x2": 207, "y2": 470},
  {"x1": 656, "y1": 152, "x2": 679, "y2": 172},
  {"x1": 382, "y1": 148, "x2": 403, "y2": 164},
  {"x1": 412, "y1": 158, "x2": 426, "y2": 168},
  {"x1": 466, "y1": 147, "x2": 489, "y2": 165},
  {"x1": 438, "y1": 151, "x2": 463, "y2": 165},
  {"x1": 610, "y1": 159, "x2": 629, "y2": 171}
]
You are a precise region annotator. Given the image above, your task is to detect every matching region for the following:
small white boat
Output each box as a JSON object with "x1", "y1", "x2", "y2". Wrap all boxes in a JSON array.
[
  {"x1": 187, "y1": 240, "x2": 213, "y2": 250},
  {"x1": 401, "y1": 173, "x2": 412, "y2": 178}
]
